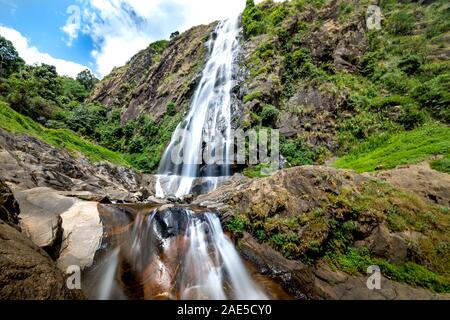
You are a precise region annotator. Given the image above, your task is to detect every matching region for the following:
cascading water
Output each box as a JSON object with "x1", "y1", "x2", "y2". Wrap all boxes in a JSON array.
[
  {"x1": 85, "y1": 15, "x2": 285, "y2": 301},
  {"x1": 86, "y1": 205, "x2": 272, "y2": 300},
  {"x1": 155, "y1": 15, "x2": 241, "y2": 198}
]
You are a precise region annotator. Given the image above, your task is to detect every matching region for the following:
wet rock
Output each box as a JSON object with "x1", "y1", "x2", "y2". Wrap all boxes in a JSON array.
[{"x1": 239, "y1": 232, "x2": 315, "y2": 299}]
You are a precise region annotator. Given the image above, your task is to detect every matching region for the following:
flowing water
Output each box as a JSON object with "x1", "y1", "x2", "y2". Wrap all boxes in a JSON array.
[
  {"x1": 156, "y1": 15, "x2": 241, "y2": 198},
  {"x1": 86, "y1": 16, "x2": 285, "y2": 300},
  {"x1": 85, "y1": 205, "x2": 290, "y2": 300}
]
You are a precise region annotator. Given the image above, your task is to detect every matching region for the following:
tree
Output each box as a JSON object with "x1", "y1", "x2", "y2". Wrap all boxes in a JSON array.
[
  {"x1": 170, "y1": 31, "x2": 180, "y2": 40},
  {"x1": 0, "y1": 36, "x2": 24, "y2": 77},
  {"x1": 76, "y1": 69, "x2": 98, "y2": 91},
  {"x1": 32, "y1": 64, "x2": 62, "y2": 100}
]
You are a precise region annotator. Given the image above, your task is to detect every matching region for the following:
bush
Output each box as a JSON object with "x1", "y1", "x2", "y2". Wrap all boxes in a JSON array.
[
  {"x1": 167, "y1": 101, "x2": 176, "y2": 116},
  {"x1": 398, "y1": 54, "x2": 423, "y2": 75},
  {"x1": 242, "y1": 0, "x2": 266, "y2": 38},
  {"x1": 388, "y1": 11, "x2": 415, "y2": 35},
  {"x1": 243, "y1": 91, "x2": 263, "y2": 103},
  {"x1": 412, "y1": 74, "x2": 450, "y2": 123},
  {"x1": 281, "y1": 137, "x2": 315, "y2": 166},
  {"x1": 260, "y1": 104, "x2": 279, "y2": 126},
  {"x1": 64, "y1": 103, "x2": 107, "y2": 136},
  {"x1": 128, "y1": 137, "x2": 145, "y2": 154}
]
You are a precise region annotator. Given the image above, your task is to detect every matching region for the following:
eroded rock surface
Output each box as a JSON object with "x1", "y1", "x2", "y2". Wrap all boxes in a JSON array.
[
  {"x1": 0, "y1": 128, "x2": 155, "y2": 202},
  {"x1": 195, "y1": 166, "x2": 450, "y2": 300},
  {"x1": 0, "y1": 178, "x2": 82, "y2": 299}
]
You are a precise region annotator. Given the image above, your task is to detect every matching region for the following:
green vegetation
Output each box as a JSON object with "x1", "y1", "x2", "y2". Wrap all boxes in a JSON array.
[
  {"x1": 0, "y1": 102, "x2": 128, "y2": 165},
  {"x1": 0, "y1": 35, "x2": 179, "y2": 173},
  {"x1": 241, "y1": 0, "x2": 450, "y2": 175},
  {"x1": 334, "y1": 123, "x2": 450, "y2": 173},
  {"x1": 327, "y1": 247, "x2": 449, "y2": 293}
]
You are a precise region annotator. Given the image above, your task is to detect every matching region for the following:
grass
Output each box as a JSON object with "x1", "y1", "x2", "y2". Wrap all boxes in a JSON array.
[
  {"x1": 327, "y1": 247, "x2": 450, "y2": 293},
  {"x1": 334, "y1": 122, "x2": 450, "y2": 173},
  {"x1": 0, "y1": 101, "x2": 130, "y2": 166}
]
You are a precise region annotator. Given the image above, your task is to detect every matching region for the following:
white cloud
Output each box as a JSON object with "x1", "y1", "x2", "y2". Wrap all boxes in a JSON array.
[
  {"x1": 62, "y1": 0, "x2": 248, "y2": 78},
  {"x1": 0, "y1": 25, "x2": 89, "y2": 78},
  {"x1": 61, "y1": 0, "x2": 284, "y2": 78}
]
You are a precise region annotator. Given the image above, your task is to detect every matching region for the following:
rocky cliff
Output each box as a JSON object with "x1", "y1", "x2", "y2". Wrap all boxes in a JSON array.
[{"x1": 90, "y1": 23, "x2": 216, "y2": 124}]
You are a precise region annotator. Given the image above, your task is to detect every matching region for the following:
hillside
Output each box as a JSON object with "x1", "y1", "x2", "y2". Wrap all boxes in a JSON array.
[
  {"x1": 88, "y1": 0, "x2": 449, "y2": 175},
  {"x1": 0, "y1": 0, "x2": 449, "y2": 300}
]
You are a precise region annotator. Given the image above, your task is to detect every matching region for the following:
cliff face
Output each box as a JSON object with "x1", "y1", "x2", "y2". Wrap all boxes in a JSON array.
[{"x1": 90, "y1": 23, "x2": 216, "y2": 124}]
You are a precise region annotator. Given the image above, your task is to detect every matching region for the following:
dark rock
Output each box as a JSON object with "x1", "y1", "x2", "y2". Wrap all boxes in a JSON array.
[
  {"x1": 0, "y1": 129, "x2": 155, "y2": 202},
  {"x1": 239, "y1": 232, "x2": 315, "y2": 299},
  {"x1": 0, "y1": 179, "x2": 20, "y2": 230},
  {"x1": 0, "y1": 220, "x2": 83, "y2": 299}
]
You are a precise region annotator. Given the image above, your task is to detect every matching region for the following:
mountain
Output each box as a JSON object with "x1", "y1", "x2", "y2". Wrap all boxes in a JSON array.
[{"x1": 0, "y1": 0, "x2": 449, "y2": 300}]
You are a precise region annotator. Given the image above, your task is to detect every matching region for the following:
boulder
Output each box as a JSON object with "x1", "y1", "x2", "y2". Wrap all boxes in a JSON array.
[
  {"x1": 0, "y1": 221, "x2": 82, "y2": 299},
  {"x1": 0, "y1": 129, "x2": 155, "y2": 202},
  {"x1": 0, "y1": 179, "x2": 82, "y2": 299},
  {"x1": 57, "y1": 201, "x2": 103, "y2": 271},
  {"x1": 239, "y1": 232, "x2": 315, "y2": 299},
  {"x1": 14, "y1": 187, "x2": 103, "y2": 270},
  {"x1": 371, "y1": 162, "x2": 450, "y2": 206},
  {"x1": 355, "y1": 225, "x2": 408, "y2": 264},
  {"x1": 16, "y1": 188, "x2": 77, "y2": 258}
]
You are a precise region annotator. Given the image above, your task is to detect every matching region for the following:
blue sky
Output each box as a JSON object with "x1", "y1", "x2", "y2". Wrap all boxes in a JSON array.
[{"x1": 0, "y1": 0, "x2": 250, "y2": 78}]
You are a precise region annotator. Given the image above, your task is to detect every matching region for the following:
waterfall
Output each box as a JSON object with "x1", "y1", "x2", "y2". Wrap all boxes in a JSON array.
[
  {"x1": 156, "y1": 15, "x2": 241, "y2": 198},
  {"x1": 88, "y1": 206, "x2": 269, "y2": 300},
  {"x1": 86, "y1": 15, "x2": 278, "y2": 301}
]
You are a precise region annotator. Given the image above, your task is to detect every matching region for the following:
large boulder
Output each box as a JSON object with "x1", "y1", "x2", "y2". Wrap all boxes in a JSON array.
[
  {"x1": 371, "y1": 162, "x2": 450, "y2": 206},
  {"x1": 0, "y1": 178, "x2": 82, "y2": 299},
  {"x1": 0, "y1": 221, "x2": 82, "y2": 299},
  {"x1": 13, "y1": 187, "x2": 103, "y2": 271},
  {"x1": 16, "y1": 188, "x2": 76, "y2": 259}
]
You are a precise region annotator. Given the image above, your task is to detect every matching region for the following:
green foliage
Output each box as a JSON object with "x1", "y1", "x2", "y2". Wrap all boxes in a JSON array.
[
  {"x1": 64, "y1": 103, "x2": 107, "y2": 137},
  {"x1": 243, "y1": 163, "x2": 272, "y2": 178},
  {"x1": 260, "y1": 104, "x2": 279, "y2": 126},
  {"x1": 242, "y1": 0, "x2": 266, "y2": 38},
  {"x1": 61, "y1": 76, "x2": 89, "y2": 102},
  {"x1": 328, "y1": 247, "x2": 450, "y2": 293},
  {"x1": 398, "y1": 54, "x2": 423, "y2": 75},
  {"x1": 412, "y1": 74, "x2": 450, "y2": 123},
  {"x1": 0, "y1": 36, "x2": 24, "y2": 77},
  {"x1": 166, "y1": 101, "x2": 176, "y2": 116},
  {"x1": 170, "y1": 31, "x2": 180, "y2": 40},
  {"x1": 281, "y1": 137, "x2": 315, "y2": 166},
  {"x1": 387, "y1": 11, "x2": 415, "y2": 36},
  {"x1": 334, "y1": 122, "x2": 450, "y2": 173},
  {"x1": 225, "y1": 215, "x2": 249, "y2": 236},
  {"x1": 431, "y1": 156, "x2": 450, "y2": 173},
  {"x1": 148, "y1": 40, "x2": 169, "y2": 55},
  {"x1": 76, "y1": 69, "x2": 98, "y2": 91},
  {"x1": 243, "y1": 91, "x2": 263, "y2": 103},
  {"x1": 0, "y1": 102, "x2": 129, "y2": 166}
]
